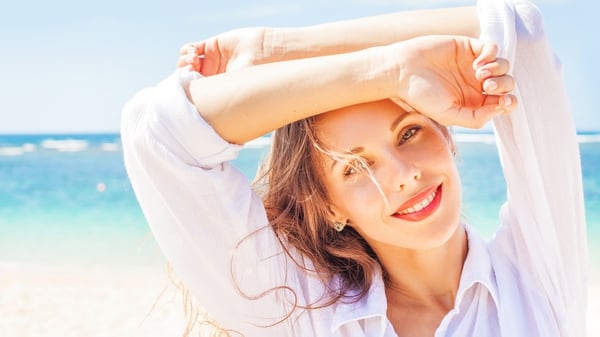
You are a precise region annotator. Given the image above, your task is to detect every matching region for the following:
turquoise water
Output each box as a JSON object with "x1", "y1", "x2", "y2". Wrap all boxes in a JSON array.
[{"x1": 0, "y1": 133, "x2": 598, "y2": 269}]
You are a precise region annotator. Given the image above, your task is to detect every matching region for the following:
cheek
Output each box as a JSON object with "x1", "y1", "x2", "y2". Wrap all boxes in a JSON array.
[
  {"x1": 330, "y1": 180, "x2": 385, "y2": 223},
  {"x1": 406, "y1": 129, "x2": 454, "y2": 167}
]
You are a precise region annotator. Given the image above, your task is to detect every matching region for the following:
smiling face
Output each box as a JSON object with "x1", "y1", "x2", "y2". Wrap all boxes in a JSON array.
[{"x1": 315, "y1": 99, "x2": 461, "y2": 251}]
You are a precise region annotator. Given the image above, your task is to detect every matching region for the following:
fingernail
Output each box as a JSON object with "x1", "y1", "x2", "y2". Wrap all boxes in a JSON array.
[
  {"x1": 503, "y1": 95, "x2": 512, "y2": 107},
  {"x1": 185, "y1": 54, "x2": 195, "y2": 63},
  {"x1": 485, "y1": 80, "x2": 497, "y2": 92}
]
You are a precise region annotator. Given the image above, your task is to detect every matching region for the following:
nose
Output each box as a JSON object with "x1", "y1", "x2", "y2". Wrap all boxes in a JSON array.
[{"x1": 379, "y1": 150, "x2": 421, "y2": 193}]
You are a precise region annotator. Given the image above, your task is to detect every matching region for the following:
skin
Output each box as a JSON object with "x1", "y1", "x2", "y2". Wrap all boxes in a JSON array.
[
  {"x1": 176, "y1": 9, "x2": 516, "y2": 336},
  {"x1": 178, "y1": 7, "x2": 480, "y2": 73},
  {"x1": 315, "y1": 100, "x2": 466, "y2": 336},
  {"x1": 316, "y1": 100, "x2": 461, "y2": 250},
  {"x1": 183, "y1": 36, "x2": 514, "y2": 144}
]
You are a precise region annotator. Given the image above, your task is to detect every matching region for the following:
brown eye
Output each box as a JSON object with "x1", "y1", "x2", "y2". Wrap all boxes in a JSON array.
[
  {"x1": 343, "y1": 159, "x2": 372, "y2": 178},
  {"x1": 343, "y1": 166, "x2": 357, "y2": 176},
  {"x1": 399, "y1": 126, "x2": 422, "y2": 144},
  {"x1": 343, "y1": 160, "x2": 361, "y2": 176}
]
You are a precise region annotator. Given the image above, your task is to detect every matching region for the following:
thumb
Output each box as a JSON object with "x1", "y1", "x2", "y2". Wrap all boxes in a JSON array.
[
  {"x1": 450, "y1": 94, "x2": 516, "y2": 129},
  {"x1": 467, "y1": 94, "x2": 517, "y2": 128}
]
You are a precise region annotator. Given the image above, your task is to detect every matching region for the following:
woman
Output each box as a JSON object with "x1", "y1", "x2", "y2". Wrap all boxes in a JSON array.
[{"x1": 122, "y1": 0, "x2": 587, "y2": 336}]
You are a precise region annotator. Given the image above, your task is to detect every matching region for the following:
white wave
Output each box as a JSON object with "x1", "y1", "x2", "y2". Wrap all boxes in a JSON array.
[
  {"x1": 454, "y1": 133, "x2": 600, "y2": 144},
  {"x1": 41, "y1": 139, "x2": 89, "y2": 152},
  {"x1": 577, "y1": 134, "x2": 600, "y2": 143},
  {"x1": 22, "y1": 143, "x2": 36, "y2": 152},
  {"x1": 101, "y1": 142, "x2": 121, "y2": 152},
  {"x1": 0, "y1": 143, "x2": 37, "y2": 156},
  {"x1": 244, "y1": 137, "x2": 272, "y2": 149},
  {"x1": 0, "y1": 146, "x2": 25, "y2": 156}
]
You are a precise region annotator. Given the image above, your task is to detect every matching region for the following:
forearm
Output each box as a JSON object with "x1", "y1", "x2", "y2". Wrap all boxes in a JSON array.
[
  {"x1": 188, "y1": 31, "x2": 509, "y2": 144},
  {"x1": 189, "y1": 46, "x2": 396, "y2": 144},
  {"x1": 265, "y1": 7, "x2": 479, "y2": 61}
]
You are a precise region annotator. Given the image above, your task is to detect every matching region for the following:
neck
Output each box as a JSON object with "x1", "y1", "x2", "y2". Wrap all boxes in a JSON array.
[{"x1": 376, "y1": 224, "x2": 468, "y2": 311}]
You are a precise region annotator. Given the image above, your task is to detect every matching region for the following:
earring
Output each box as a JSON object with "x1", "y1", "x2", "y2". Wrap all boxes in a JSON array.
[{"x1": 333, "y1": 221, "x2": 346, "y2": 232}]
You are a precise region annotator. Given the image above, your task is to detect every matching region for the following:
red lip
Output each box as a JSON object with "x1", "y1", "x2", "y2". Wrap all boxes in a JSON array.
[{"x1": 391, "y1": 184, "x2": 443, "y2": 222}]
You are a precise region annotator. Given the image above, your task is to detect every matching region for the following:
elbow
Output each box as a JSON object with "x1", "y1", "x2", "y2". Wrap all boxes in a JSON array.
[
  {"x1": 121, "y1": 88, "x2": 154, "y2": 160},
  {"x1": 514, "y1": 1, "x2": 547, "y2": 42},
  {"x1": 514, "y1": 0, "x2": 562, "y2": 70},
  {"x1": 121, "y1": 89, "x2": 148, "y2": 135}
]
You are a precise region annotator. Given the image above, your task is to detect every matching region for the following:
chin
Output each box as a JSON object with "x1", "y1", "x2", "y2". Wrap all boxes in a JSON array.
[{"x1": 418, "y1": 185, "x2": 462, "y2": 249}]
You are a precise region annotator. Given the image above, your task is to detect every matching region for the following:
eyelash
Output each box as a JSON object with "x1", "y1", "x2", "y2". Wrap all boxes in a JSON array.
[
  {"x1": 399, "y1": 125, "x2": 422, "y2": 144},
  {"x1": 343, "y1": 160, "x2": 367, "y2": 177},
  {"x1": 342, "y1": 125, "x2": 422, "y2": 178}
]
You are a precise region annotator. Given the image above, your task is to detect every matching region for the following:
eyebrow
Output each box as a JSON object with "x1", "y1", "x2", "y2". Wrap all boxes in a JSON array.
[
  {"x1": 330, "y1": 146, "x2": 365, "y2": 171},
  {"x1": 390, "y1": 111, "x2": 410, "y2": 131}
]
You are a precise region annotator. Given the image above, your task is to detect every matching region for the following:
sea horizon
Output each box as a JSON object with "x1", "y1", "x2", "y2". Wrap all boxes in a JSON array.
[
  {"x1": 2, "y1": 128, "x2": 600, "y2": 135},
  {"x1": 0, "y1": 132, "x2": 598, "y2": 279}
]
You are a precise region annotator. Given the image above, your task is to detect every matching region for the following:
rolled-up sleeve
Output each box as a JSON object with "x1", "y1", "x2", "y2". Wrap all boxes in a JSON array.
[
  {"x1": 121, "y1": 69, "x2": 293, "y2": 335},
  {"x1": 479, "y1": 0, "x2": 587, "y2": 335}
]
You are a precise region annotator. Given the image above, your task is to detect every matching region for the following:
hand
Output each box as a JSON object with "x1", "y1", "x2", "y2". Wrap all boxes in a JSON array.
[
  {"x1": 392, "y1": 35, "x2": 516, "y2": 129},
  {"x1": 177, "y1": 27, "x2": 275, "y2": 76}
]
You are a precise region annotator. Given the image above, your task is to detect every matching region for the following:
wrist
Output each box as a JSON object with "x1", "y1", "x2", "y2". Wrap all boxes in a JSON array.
[
  {"x1": 375, "y1": 43, "x2": 405, "y2": 102},
  {"x1": 355, "y1": 45, "x2": 402, "y2": 102}
]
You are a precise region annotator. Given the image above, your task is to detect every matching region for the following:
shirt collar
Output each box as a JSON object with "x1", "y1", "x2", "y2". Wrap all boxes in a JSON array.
[
  {"x1": 457, "y1": 224, "x2": 500, "y2": 309},
  {"x1": 330, "y1": 225, "x2": 500, "y2": 335},
  {"x1": 330, "y1": 269, "x2": 388, "y2": 335}
]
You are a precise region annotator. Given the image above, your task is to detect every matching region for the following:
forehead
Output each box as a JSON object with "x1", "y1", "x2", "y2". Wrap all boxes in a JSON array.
[{"x1": 314, "y1": 99, "x2": 408, "y2": 150}]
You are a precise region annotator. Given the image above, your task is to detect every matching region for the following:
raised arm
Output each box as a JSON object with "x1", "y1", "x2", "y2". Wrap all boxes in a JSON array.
[
  {"x1": 124, "y1": 32, "x2": 514, "y2": 337},
  {"x1": 265, "y1": 7, "x2": 480, "y2": 60},
  {"x1": 124, "y1": 6, "x2": 515, "y2": 335},
  {"x1": 179, "y1": 7, "x2": 479, "y2": 76},
  {"x1": 478, "y1": 0, "x2": 587, "y2": 335},
  {"x1": 187, "y1": 35, "x2": 515, "y2": 144}
]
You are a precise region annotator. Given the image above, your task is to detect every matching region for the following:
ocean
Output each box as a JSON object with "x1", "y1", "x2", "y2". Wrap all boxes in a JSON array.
[{"x1": 1, "y1": 133, "x2": 599, "y2": 273}]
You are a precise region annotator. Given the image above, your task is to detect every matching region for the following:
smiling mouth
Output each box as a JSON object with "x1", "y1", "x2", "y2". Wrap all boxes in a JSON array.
[{"x1": 391, "y1": 184, "x2": 443, "y2": 221}]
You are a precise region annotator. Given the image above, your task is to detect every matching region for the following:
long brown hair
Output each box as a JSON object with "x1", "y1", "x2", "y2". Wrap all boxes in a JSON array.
[
  {"x1": 256, "y1": 113, "x2": 455, "y2": 308},
  {"x1": 176, "y1": 112, "x2": 454, "y2": 335},
  {"x1": 254, "y1": 116, "x2": 381, "y2": 308},
  {"x1": 174, "y1": 117, "x2": 382, "y2": 337}
]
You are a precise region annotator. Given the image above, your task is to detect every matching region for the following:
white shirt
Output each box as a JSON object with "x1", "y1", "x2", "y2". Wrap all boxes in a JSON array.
[{"x1": 121, "y1": 0, "x2": 588, "y2": 336}]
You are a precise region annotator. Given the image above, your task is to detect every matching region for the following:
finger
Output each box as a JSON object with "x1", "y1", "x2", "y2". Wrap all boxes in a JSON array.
[
  {"x1": 473, "y1": 42, "x2": 499, "y2": 70},
  {"x1": 176, "y1": 53, "x2": 195, "y2": 67},
  {"x1": 179, "y1": 41, "x2": 206, "y2": 56},
  {"x1": 180, "y1": 42, "x2": 196, "y2": 55},
  {"x1": 482, "y1": 75, "x2": 515, "y2": 95},
  {"x1": 476, "y1": 58, "x2": 510, "y2": 80},
  {"x1": 477, "y1": 94, "x2": 517, "y2": 119},
  {"x1": 176, "y1": 56, "x2": 186, "y2": 68},
  {"x1": 176, "y1": 53, "x2": 203, "y2": 71},
  {"x1": 454, "y1": 94, "x2": 517, "y2": 129}
]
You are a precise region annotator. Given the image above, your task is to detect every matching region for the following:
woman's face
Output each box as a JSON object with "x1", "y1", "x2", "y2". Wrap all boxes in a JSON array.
[{"x1": 315, "y1": 100, "x2": 461, "y2": 251}]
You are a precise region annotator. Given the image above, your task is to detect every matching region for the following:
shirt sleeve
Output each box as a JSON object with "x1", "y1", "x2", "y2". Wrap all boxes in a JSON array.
[
  {"x1": 120, "y1": 68, "x2": 294, "y2": 335},
  {"x1": 478, "y1": 0, "x2": 588, "y2": 334}
]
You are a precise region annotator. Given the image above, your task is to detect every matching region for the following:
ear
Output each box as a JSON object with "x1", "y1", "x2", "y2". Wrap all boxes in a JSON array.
[
  {"x1": 328, "y1": 205, "x2": 347, "y2": 224},
  {"x1": 438, "y1": 125, "x2": 456, "y2": 156}
]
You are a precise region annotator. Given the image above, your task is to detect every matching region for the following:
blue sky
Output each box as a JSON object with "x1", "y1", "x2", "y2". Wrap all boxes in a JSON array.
[{"x1": 0, "y1": 0, "x2": 596, "y2": 133}]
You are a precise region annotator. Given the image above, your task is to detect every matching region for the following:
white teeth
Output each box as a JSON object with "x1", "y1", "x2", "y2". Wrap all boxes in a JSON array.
[{"x1": 397, "y1": 190, "x2": 437, "y2": 215}]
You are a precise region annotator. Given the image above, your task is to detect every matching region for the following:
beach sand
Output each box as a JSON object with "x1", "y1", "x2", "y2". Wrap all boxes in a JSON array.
[
  {"x1": 0, "y1": 262, "x2": 187, "y2": 337},
  {"x1": 2, "y1": 261, "x2": 599, "y2": 336},
  {"x1": 590, "y1": 285, "x2": 600, "y2": 337}
]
